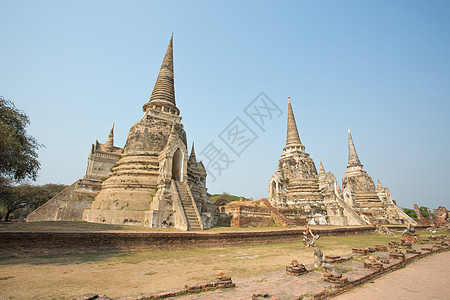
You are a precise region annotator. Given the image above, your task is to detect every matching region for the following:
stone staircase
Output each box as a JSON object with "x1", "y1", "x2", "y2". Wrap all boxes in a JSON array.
[
  {"x1": 270, "y1": 209, "x2": 298, "y2": 228},
  {"x1": 174, "y1": 181, "x2": 203, "y2": 231},
  {"x1": 259, "y1": 198, "x2": 298, "y2": 228}
]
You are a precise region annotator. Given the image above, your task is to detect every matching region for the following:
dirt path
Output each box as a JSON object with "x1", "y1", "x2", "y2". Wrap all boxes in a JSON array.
[{"x1": 334, "y1": 251, "x2": 450, "y2": 300}]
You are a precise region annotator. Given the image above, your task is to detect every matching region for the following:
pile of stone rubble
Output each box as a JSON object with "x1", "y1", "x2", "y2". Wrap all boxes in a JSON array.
[{"x1": 286, "y1": 259, "x2": 308, "y2": 276}]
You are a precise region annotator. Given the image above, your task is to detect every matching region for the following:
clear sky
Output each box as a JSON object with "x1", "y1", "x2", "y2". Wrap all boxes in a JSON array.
[{"x1": 1, "y1": 1, "x2": 449, "y2": 210}]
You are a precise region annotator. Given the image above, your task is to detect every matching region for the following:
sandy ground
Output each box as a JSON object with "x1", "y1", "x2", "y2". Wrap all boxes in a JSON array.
[
  {"x1": 0, "y1": 242, "x2": 317, "y2": 299},
  {"x1": 0, "y1": 223, "x2": 417, "y2": 299}
]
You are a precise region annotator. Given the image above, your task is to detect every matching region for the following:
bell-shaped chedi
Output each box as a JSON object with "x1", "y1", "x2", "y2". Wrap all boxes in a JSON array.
[
  {"x1": 267, "y1": 97, "x2": 357, "y2": 225},
  {"x1": 83, "y1": 35, "x2": 213, "y2": 230},
  {"x1": 341, "y1": 128, "x2": 416, "y2": 225}
]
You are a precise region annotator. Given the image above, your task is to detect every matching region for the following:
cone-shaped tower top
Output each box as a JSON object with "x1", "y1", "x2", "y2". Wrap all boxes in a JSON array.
[
  {"x1": 189, "y1": 142, "x2": 197, "y2": 163},
  {"x1": 283, "y1": 97, "x2": 305, "y2": 153},
  {"x1": 143, "y1": 33, "x2": 176, "y2": 113},
  {"x1": 377, "y1": 179, "x2": 382, "y2": 189},
  {"x1": 104, "y1": 123, "x2": 115, "y2": 152},
  {"x1": 319, "y1": 158, "x2": 325, "y2": 175},
  {"x1": 347, "y1": 127, "x2": 363, "y2": 169}
]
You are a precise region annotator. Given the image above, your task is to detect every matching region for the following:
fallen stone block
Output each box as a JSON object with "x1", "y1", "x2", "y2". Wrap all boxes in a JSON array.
[
  {"x1": 286, "y1": 260, "x2": 308, "y2": 276},
  {"x1": 374, "y1": 244, "x2": 388, "y2": 251},
  {"x1": 388, "y1": 241, "x2": 399, "y2": 249},
  {"x1": 323, "y1": 272, "x2": 348, "y2": 285},
  {"x1": 252, "y1": 293, "x2": 271, "y2": 299},
  {"x1": 375, "y1": 256, "x2": 389, "y2": 264},
  {"x1": 364, "y1": 260, "x2": 383, "y2": 271},
  {"x1": 322, "y1": 263, "x2": 340, "y2": 274},
  {"x1": 389, "y1": 252, "x2": 406, "y2": 261},
  {"x1": 406, "y1": 249, "x2": 421, "y2": 255},
  {"x1": 352, "y1": 248, "x2": 369, "y2": 254},
  {"x1": 323, "y1": 272, "x2": 342, "y2": 279}
]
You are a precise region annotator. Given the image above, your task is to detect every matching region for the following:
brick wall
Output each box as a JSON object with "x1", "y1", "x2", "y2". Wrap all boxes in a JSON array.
[{"x1": 0, "y1": 226, "x2": 376, "y2": 257}]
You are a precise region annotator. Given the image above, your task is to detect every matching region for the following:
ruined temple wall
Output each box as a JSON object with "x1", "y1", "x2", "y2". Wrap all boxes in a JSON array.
[
  {"x1": 277, "y1": 208, "x2": 308, "y2": 226},
  {"x1": 27, "y1": 180, "x2": 99, "y2": 222},
  {"x1": 27, "y1": 139, "x2": 122, "y2": 223},
  {"x1": 223, "y1": 203, "x2": 343, "y2": 228},
  {"x1": 226, "y1": 205, "x2": 273, "y2": 228},
  {"x1": 85, "y1": 151, "x2": 121, "y2": 181}
]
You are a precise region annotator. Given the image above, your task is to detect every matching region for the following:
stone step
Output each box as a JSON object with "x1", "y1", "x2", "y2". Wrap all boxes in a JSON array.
[{"x1": 174, "y1": 181, "x2": 202, "y2": 231}]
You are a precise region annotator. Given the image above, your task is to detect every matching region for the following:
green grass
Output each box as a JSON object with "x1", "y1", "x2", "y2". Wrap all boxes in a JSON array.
[
  {"x1": 144, "y1": 271, "x2": 157, "y2": 276},
  {"x1": 0, "y1": 276, "x2": 14, "y2": 280}
]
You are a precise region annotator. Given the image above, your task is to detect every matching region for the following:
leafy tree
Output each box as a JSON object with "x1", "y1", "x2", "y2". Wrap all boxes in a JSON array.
[
  {"x1": 419, "y1": 206, "x2": 431, "y2": 219},
  {"x1": 402, "y1": 207, "x2": 417, "y2": 220},
  {"x1": 0, "y1": 181, "x2": 67, "y2": 221},
  {"x1": 30, "y1": 183, "x2": 68, "y2": 209},
  {"x1": 0, "y1": 97, "x2": 42, "y2": 182},
  {"x1": 0, "y1": 179, "x2": 28, "y2": 221},
  {"x1": 210, "y1": 192, "x2": 250, "y2": 206}
]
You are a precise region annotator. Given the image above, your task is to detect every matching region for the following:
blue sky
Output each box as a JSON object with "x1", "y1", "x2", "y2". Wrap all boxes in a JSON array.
[{"x1": 1, "y1": 1, "x2": 449, "y2": 210}]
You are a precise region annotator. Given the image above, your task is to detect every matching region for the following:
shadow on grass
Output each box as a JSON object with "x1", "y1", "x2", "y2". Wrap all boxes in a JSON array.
[{"x1": 0, "y1": 251, "x2": 132, "y2": 266}]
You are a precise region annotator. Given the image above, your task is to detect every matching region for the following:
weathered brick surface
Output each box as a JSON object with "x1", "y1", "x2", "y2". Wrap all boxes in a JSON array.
[{"x1": 0, "y1": 226, "x2": 377, "y2": 257}]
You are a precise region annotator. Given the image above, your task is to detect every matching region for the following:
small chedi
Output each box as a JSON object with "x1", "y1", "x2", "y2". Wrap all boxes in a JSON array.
[
  {"x1": 29, "y1": 34, "x2": 214, "y2": 230},
  {"x1": 341, "y1": 128, "x2": 415, "y2": 225},
  {"x1": 267, "y1": 97, "x2": 415, "y2": 226},
  {"x1": 27, "y1": 124, "x2": 123, "y2": 222}
]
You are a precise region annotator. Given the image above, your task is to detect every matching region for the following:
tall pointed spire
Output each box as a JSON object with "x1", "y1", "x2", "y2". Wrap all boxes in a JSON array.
[
  {"x1": 143, "y1": 33, "x2": 176, "y2": 112},
  {"x1": 347, "y1": 127, "x2": 363, "y2": 169},
  {"x1": 104, "y1": 123, "x2": 115, "y2": 152},
  {"x1": 319, "y1": 158, "x2": 325, "y2": 175},
  {"x1": 284, "y1": 97, "x2": 305, "y2": 153},
  {"x1": 189, "y1": 142, "x2": 197, "y2": 163}
]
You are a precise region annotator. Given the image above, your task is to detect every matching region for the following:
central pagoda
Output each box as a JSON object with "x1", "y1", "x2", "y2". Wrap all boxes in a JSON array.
[
  {"x1": 83, "y1": 34, "x2": 213, "y2": 230},
  {"x1": 268, "y1": 97, "x2": 362, "y2": 225}
]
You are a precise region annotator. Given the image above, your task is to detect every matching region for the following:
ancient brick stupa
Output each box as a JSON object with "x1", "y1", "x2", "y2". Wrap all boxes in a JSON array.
[
  {"x1": 83, "y1": 34, "x2": 213, "y2": 230},
  {"x1": 267, "y1": 97, "x2": 364, "y2": 225},
  {"x1": 29, "y1": 35, "x2": 214, "y2": 230},
  {"x1": 341, "y1": 128, "x2": 416, "y2": 225}
]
